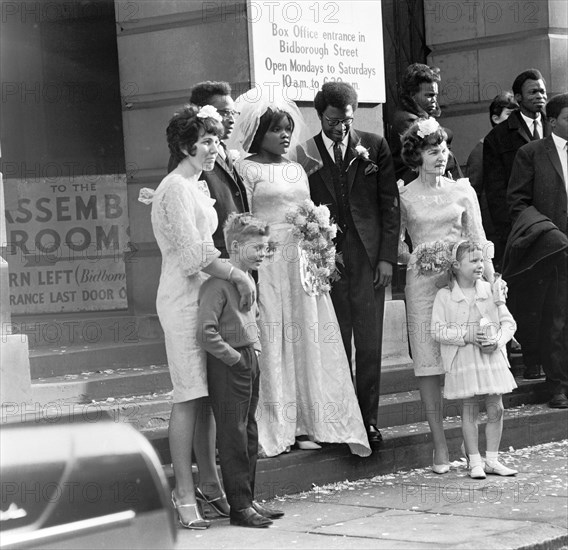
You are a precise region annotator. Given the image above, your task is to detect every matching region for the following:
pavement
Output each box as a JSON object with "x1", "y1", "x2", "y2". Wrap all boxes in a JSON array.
[{"x1": 173, "y1": 439, "x2": 568, "y2": 550}]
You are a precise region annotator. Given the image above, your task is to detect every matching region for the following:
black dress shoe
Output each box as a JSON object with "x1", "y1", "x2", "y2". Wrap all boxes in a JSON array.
[
  {"x1": 523, "y1": 364, "x2": 544, "y2": 380},
  {"x1": 549, "y1": 393, "x2": 568, "y2": 409},
  {"x1": 230, "y1": 507, "x2": 273, "y2": 528},
  {"x1": 252, "y1": 500, "x2": 284, "y2": 519},
  {"x1": 366, "y1": 425, "x2": 383, "y2": 443}
]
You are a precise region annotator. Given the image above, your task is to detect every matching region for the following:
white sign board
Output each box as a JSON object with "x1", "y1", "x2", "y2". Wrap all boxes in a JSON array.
[{"x1": 247, "y1": 0, "x2": 385, "y2": 103}]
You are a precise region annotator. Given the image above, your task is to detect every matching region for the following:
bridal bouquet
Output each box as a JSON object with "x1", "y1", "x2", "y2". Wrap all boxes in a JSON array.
[
  {"x1": 285, "y1": 199, "x2": 341, "y2": 295},
  {"x1": 412, "y1": 241, "x2": 452, "y2": 276}
]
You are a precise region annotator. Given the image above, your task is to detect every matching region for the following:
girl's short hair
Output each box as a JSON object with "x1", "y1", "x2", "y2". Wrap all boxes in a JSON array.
[
  {"x1": 451, "y1": 240, "x2": 483, "y2": 263},
  {"x1": 401, "y1": 118, "x2": 448, "y2": 169},
  {"x1": 167, "y1": 104, "x2": 224, "y2": 164},
  {"x1": 248, "y1": 108, "x2": 295, "y2": 154},
  {"x1": 446, "y1": 240, "x2": 484, "y2": 287},
  {"x1": 223, "y1": 212, "x2": 270, "y2": 249}
]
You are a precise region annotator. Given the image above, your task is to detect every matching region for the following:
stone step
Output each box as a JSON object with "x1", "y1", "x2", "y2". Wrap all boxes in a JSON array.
[
  {"x1": 31, "y1": 365, "x2": 172, "y2": 405},
  {"x1": 28, "y1": 340, "x2": 168, "y2": 379},
  {"x1": 161, "y1": 403, "x2": 568, "y2": 501},
  {"x1": 138, "y1": 377, "x2": 547, "y2": 467},
  {"x1": 9, "y1": 313, "x2": 164, "y2": 348}
]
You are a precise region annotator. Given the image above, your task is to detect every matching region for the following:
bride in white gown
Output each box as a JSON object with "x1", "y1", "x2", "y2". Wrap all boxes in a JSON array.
[{"x1": 229, "y1": 93, "x2": 371, "y2": 458}]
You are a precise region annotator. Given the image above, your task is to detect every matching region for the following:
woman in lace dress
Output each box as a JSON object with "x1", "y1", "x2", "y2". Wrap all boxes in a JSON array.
[
  {"x1": 398, "y1": 118, "x2": 495, "y2": 472},
  {"x1": 229, "y1": 95, "x2": 371, "y2": 458},
  {"x1": 139, "y1": 105, "x2": 255, "y2": 528}
]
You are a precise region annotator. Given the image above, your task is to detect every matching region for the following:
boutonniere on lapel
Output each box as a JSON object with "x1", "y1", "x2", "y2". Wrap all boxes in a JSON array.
[{"x1": 346, "y1": 143, "x2": 378, "y2": 175}]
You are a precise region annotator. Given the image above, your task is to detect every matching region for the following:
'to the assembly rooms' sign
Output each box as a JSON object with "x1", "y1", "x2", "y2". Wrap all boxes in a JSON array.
[
  {"x1": 247, "y1": 0, "x2": 385, "y2": 102},
  {"x1": 3, "y1": 174, "x2": 129, "y2": 314}
]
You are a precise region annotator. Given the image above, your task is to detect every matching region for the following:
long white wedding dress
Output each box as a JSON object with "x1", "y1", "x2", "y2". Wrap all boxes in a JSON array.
[{"x1": 239, "y1": 158, "x2": 371, "y2": 457}]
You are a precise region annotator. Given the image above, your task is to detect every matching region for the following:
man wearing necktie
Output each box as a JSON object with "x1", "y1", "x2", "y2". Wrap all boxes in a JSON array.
[
  {"x1": 483, "y1": 69, "x2": 549, "y2": 270},
  {"x1": 167, "y1": 81, "x2": 249, "y2": 258},
  {"x1": 507, "y1": 93, "x2": 568, "y2": 408},
  {"x1": 308, "y1": 82, "x2": 400, "y2": 444},
  {"x1": 483, "y1": 69, "x2": 551, "y2": 379}
]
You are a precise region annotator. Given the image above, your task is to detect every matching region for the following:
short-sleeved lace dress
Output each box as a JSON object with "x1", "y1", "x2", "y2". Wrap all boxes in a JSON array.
[
  {"x1": 140, "y1": 174, "x2": 220, "y2": 402},
  {"x1": 399, "y1": 178, "x2": 493, "y2": 376}
]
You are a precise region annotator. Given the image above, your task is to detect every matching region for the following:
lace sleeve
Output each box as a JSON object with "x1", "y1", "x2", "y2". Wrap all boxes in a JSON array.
[
  {"x1": 157, "y1": 178, "x2": 220, "y2": 276},
  {"x1": 398, "y1": 187, "x2": 411, "y2": 264},
  {"x1": 460, "y1": 179, "x2": 495, "y2": 277}
]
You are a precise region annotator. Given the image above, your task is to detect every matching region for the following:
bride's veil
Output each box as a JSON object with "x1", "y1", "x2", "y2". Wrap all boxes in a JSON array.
[{"x1": 227, "y1": 87, "x2": 323, "y2": 176}]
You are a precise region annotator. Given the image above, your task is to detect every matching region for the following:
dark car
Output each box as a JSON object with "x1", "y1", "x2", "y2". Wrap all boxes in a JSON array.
[{"x1": 0, "y1": 416, "x2": 176, "y2": 549}]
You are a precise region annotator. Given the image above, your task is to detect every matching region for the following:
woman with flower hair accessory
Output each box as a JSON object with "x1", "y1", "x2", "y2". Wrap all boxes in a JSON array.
[
  {"x1": 138, "y1": 105, "x2": 256, "y2": 528},
  {"x1": 229, "y1": 91, "x2": 371, "y2": 458},
  {"x1": 398, "y1": 117, "x2": 498, "y2": 473},
  {"x1": 431, "y1": 240, "x2": 517, "y2": 478}
]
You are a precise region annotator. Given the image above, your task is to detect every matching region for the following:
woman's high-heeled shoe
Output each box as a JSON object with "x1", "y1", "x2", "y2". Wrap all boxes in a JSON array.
[
  {"x1": 432, "y1": 450, "x2": 450, "y2": 474},
  {"x1": 171, "y1": 491, "x2": 211, "y2": 530},
  {"x1": 195, "y1": 487, "x2": 230, "y2": 517}
]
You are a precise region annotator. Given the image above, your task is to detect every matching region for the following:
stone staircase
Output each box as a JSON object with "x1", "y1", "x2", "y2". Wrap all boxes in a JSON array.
[
  {"x1": 12, "y1": 308, "x2": 567, "y2": 502},
  {"x1": 10, "y1": 313, "x2": 172, "y2": 408}
]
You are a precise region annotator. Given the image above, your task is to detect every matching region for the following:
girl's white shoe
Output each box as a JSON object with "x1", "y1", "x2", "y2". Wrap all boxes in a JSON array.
[
  {"x1": 485, "y1": 461, "x2": 518, "y2": 476},
  {"x1": 469, "y1": 464, "x2": 487, "y2": 479}
]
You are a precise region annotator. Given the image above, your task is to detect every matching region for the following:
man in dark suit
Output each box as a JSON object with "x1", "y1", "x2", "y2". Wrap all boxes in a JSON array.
[
  {"x1": 507, "y1": 92, "x2": 568, "y2": 409},
  {"x1": 168, "y1": 81, "x2": 248, "y2": 257},
  {"x1": 308, "y1": 82, "x2": 400, "y2": 443},
  {"x1": 484, "y1": 69, "x2": 550, "y2": 270}
]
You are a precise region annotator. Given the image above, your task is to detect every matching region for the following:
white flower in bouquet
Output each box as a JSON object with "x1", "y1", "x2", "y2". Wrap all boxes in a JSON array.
[
  {"x1": 314, "y1": 204, "x2": 331, "y2": 225},
  {"x1": 306, "y1": 222, "x2": 320, "y2": 237}
]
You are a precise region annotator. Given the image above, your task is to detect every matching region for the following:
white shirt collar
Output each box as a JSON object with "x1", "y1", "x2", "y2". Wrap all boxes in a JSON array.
[
  {"x1": 321, "y1": 131, "x2": 349, "y2": 158},
  {"x1": 520, "y1": 111, "x2": 542, "y2": 135},
  {"x1": 551, "y1": 132, "x2": 568, "y2": 186},
  {"x1": 551, "y1": 131, "x2": 568, "y2": 151}
]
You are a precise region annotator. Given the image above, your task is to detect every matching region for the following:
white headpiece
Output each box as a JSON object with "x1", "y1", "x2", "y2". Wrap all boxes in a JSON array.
[
  {"x1": 227, "y1": 88, "x2": 322, "y2": 174},
  {"x1": 416, "y1": 118, "x2": 440, "y2": 138}
]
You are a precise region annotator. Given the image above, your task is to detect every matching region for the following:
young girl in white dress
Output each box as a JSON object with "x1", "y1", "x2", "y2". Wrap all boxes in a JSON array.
[{"x1": 431, "y1": 240, "x2": 518, "y2": 479}]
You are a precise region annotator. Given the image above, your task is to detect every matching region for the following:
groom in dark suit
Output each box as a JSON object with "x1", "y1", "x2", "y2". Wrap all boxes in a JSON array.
[
  {"x1": 168, "y1": 81, "x2": 248, "y2": 257},
  {"x1": 507, "y1": 92, "x2": 568, "y2": 408},
  {"x1": 308, "y1": 82, "x2": 400, "y2": 443}
]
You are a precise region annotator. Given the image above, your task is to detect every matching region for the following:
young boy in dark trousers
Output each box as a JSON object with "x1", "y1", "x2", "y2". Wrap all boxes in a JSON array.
[{"x1": 197, "y1": 212, "x2": 284, "y2": 528}]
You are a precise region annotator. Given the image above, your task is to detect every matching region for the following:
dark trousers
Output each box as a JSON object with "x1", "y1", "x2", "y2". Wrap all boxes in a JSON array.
[
  {"x1": 510, "y1": 254, "x2": 568, "y2": 393},
  {"x1": 206, "y1": 346, "x2": 260, "y2": 511},
  {"x1": 331, "y1": 228, "x2": 385, "y2": 427}
]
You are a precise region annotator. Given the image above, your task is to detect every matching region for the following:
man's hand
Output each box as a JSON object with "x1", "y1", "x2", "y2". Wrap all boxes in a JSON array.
[
  {"x1": 374, "y1": 261, "x2": 393, "y2": 289},
  {"x1": 231, "y1": 269, "x2": 256, "y2": 311}
]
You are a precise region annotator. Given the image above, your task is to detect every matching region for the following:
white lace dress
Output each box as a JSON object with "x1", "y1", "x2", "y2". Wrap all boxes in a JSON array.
[
  {"x1": 140, "y1": 174, "x2": 220, "y2": 402},
  {"x1": 399, "y1": 178, "x2": 493, "y2": 376},
  {"x1": 239, "y1": 159, "x2": 371, "y2": 458}
]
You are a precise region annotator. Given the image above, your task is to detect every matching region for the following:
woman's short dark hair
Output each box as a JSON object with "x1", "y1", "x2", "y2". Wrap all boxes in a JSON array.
[
  {"x1": 166, "y1": 104, "x2": 224, "y2": 164},
  {"x1": 401, "y1": 63, "x2": 441, "y2": 98},
  {"x1": 400, "y1": 119, "x2": 448, "y2": 169},
  {"x1": 248, "y1": 108, "x2": 295, "y2": 154},
  {"x1": 546, "y1": 93, "x2": 568, "y2": 120},
  {"x1": 314, "y1": 82, "x2": 358, "y2": 116}
]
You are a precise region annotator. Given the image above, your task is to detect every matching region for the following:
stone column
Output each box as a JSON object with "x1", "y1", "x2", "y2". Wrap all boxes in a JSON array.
[{"x1": 0, "y1": 171, "x2": 32, "y2": 407}]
